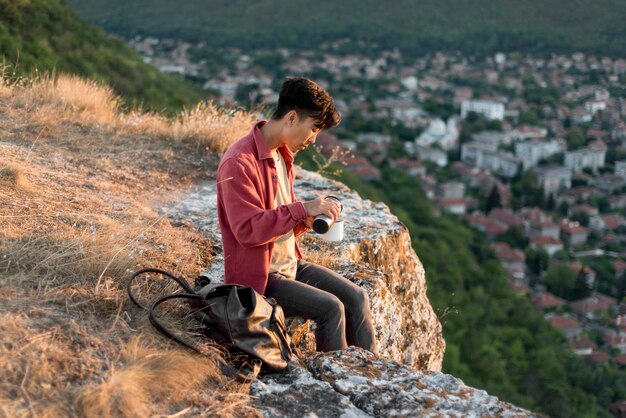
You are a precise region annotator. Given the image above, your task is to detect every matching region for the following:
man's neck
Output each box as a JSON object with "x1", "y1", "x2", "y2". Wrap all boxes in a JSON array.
[{"x1": 260, "y1": 120, "x2": 284, "y2": 151}]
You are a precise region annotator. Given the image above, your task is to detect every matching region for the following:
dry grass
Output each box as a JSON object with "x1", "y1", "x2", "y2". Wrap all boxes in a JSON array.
[
  {"x1": 3, "y1": 69, "x2": 256, "y2": 152},
  {"x1": 0, "y1": 72, "x2": 263, "y2": 417},
  {"x1": 0, "y1": 163, "x2": 30, "y2": 190},
  {"x1": 172, "y1": 101, "x2": 257, "y2": 153}
]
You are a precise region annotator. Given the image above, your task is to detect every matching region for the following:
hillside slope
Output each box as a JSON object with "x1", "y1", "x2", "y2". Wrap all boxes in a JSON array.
[
  {"x1": 66, "y1": 0, "x2": 626, "y2": 56},
  {"x1": 0, "y1": 0, "x2": 202, "y2": 110},
  {"x1": 0, "y1": 73, "x2": 523, "y2": 418}
]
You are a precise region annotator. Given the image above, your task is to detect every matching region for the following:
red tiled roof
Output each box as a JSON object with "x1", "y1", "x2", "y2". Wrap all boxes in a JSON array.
[
  {"x1": 571, "y1": 292, "x2": 618, "y2": 315},
  {"x1": 548, "y1": 314, "x2": 581, "y2": 330},
  {"x1": 586, "y1": 128, "x2": 609, "y2": 138},
  {"x1": 571, "y1": 204, "x2": 597, "y2": 214},
  {"x1": 600, "y1": 214, "x2": 625, "y2": 230},
  {"x1": 604, "y1": 334, "x2": 626, "y2": 347},
  {"x1": 441, "y1": 198, "x2": 466, "y2": 206},
  {"x1": 569, "y1": 336, "x2": 597, "y2": 350},
  {"x1": 587, "y1": 351, "x2": 610, "y2": 363},
  {"x1": 349, "y1": 165, "x2": 381, "y2": 179},
  {"x1": 569, "y1": 262, "x2": 595, "y2": 276},
  {"x1": 614, "y1": 260, "x2": 626, "y2": 273},
  {"x1": 531, "y1": 291, "x2": 566, "y2": 309},
  {"x1": 531, "y1": 236, "x2": 563, "y2": 246},
  {"x1": 485, "y1": 223, "x2": 508, "y2": 236},
  {"x1": 491, "y1": 242, "x2": 525, "y2": 262},
  {"x1": 489, "y1": 208, "x2": 524, "y2": 227},
  {"x1": 615, "y1": 355, "x2": 626, "y2": 366},
  {"x1": 561, "y1": 220, "x2": 587, "y2": 234},
  {"x1": 390, "y1": 159, "x2": 424, "y2": 170}
]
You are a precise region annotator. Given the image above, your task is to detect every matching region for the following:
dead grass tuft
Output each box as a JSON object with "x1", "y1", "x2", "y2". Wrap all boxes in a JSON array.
[
  {"x1": 11, "y1": 73, "x2": 121, "y2": 127},
  {"x1": 174, "y1": 101, "x2": 257, "y2": 153},
  {"x1": 0, "y1": 163, "x2": 30, "y2": 190},
  {"x1": 75, "y1": 340, "x2": 223, "y2": 418},
  {"x1": 0, "y1": 228, "x2": 133, "y2": 287}
]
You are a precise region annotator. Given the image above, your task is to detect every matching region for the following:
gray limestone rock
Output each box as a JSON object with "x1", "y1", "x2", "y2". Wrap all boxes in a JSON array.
[
  {"x1": 166, "y1": 168, "x2": 444, "y2": 371},
  {"x1": 251, "y1": 348, "x2": 539, "y2": 417}
]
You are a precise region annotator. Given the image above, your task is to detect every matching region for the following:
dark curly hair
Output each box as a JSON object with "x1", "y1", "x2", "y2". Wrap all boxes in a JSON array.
[{"x1": 271, "y1": 77, "x2": 341, "y2": 130}]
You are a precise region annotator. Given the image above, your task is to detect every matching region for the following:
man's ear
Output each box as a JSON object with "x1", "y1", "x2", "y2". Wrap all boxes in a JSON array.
[{"x1": 286, "y1": 110, "x2": 298, "y2": 127}]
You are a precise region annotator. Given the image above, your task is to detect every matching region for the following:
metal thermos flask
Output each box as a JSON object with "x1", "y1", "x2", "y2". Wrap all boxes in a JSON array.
[{"x1": 312, "y1": 196, "x2": 342, "y2": 234}]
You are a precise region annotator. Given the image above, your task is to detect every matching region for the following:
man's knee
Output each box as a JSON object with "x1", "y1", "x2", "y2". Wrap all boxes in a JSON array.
[
  {"x1": 320, "y1": 294, "x2": 345, "y2": 321},
  {"x1": 345, "y1": 285, "x2": 370, "y2": 312}
]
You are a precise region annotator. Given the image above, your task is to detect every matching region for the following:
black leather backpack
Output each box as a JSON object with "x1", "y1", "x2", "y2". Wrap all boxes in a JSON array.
[{"x1": 127, "y1": 268, "x2": 296, "y2": 381}]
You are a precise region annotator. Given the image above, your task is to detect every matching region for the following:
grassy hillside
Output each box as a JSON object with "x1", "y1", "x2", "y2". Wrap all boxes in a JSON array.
[
  {"x1": 0, "y1": 74, "x2": 257, "y2": 417},
  {"x1": 66, "y1": 0, "x2": 626, "y2": 56},
  {"x1": 0, "y1": 0, "x2": 203, "y2": 110}
]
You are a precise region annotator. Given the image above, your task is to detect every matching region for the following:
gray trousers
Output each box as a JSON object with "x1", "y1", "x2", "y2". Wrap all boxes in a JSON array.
[{"x1": 265, "y1": 261, "x2": 377, "y2": 354}]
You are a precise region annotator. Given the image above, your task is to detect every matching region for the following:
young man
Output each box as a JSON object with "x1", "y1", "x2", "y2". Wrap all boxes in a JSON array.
[{"x1": 216, "y1": 77, "x2": 376, "y2": 354}]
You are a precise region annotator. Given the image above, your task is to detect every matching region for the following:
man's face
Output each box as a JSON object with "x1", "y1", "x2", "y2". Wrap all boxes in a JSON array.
[{"x1": 284, "y1": 114, "x2": 320, "y2": 153}]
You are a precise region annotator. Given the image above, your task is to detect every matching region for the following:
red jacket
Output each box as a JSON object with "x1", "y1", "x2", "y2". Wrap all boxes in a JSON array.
[{"x1": 217, "y1": 121, "x2": 310, "y2": 294}]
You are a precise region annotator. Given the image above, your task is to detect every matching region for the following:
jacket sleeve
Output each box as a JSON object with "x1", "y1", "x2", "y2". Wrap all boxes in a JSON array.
[
  {"x1": 218, "y1": 157, "x2": 308, "y2": 248},
  {"x1": 294, "y1": 221, "x2": 311, "y2": 237}
]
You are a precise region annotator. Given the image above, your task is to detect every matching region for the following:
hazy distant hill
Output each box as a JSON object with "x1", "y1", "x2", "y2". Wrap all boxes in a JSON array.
[
  {"x1": 0, "y1": 0, "x2": 202, "y2": 110},
  {"x1": 66, "y1": 0, "x2": 626, "y2": 56}
]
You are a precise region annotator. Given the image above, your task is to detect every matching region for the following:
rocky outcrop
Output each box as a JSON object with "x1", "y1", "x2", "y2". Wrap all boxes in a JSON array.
[
  {"x1": 167, "y1": 168, "x2": 444, "y2": 371},
  {"x1": 252, "y1": 347, "x2": 539, "y2": 417},
  {"x1": 167, "y1": 168, "x2": 538, "y2": 417}
]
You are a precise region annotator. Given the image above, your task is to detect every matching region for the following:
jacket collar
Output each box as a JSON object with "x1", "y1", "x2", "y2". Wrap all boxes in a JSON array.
[{"x1": 253, "y1": 121, "x2": 295, "y2": 167}]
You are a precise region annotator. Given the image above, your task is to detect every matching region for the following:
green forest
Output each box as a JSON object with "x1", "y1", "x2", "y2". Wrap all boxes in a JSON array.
[
  {"x1": 67, "y1": 0, "x2": 626, "y2": 57},
  {"x1": 297, "y1": 149, "x2": 626, "y2": 418},
  {"x1": 0, "y1": 0, "x2": 202, "y2": 111}
]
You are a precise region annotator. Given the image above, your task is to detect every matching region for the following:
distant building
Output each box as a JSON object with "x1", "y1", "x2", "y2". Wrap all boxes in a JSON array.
[
  {"x1": 534, "y1": 166, "x2": 572, "y2": 196},
  {"x1": 437, "y1": 182, "x2": 465, "y2": 199},
  {"x1": 571, "y1": 292, "x2": 618, "y2": 320},
  {"x1": 531, "y1": 290, "x2": 566, "y2": 310},
  {"x1": 389, "y1": 159, "x2": 426, "y2": 177},
  {"x1": 461, "y1": 142, "x2": 520, "y2": 178},
  {"x1": 530, "y1": 236, "x2": 564, "y2": 256},
  {"x1": 491, "y1": 242, "x2": 526, "y2": 280},
  {"x1": 560, "y1": 220, "x2": 588, "y2": 246},
  {"x1": 472, "y1": 131, "x2": 512, "y2": 147},
  {"x1": 416, "y1": 146, "x2": 448, "y2": 167},
  {"x1": 438, "y1": 198, "x2": 467, "y2": 215},
  {"x1": 509, "y1": 125, "x2": 548, "y2": 141},
  {"x1": 615, "y1": 161, "x2": 626, "y2": 178},
  {"x1": 515, "y1": 139, "x2": 566, "y2": 170},
  {"x1": 546, "y1": 314, "x2": 582, "y2": 339},
  {"x1": 416, "y1": 118, "x2": 459, "y2": 150},
  {"x1": 595, "y1": 173, "x2": 626, "y2": 194},
  {"x1": 564, "y1": 141, "x2": 607, "y2": 173},
  {"x1": 461, "y1": 99, "x2": 505, "y2": 121}
]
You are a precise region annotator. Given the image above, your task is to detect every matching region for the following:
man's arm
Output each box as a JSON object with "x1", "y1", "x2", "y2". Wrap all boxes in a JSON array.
[{"x1": 218, "y1": 158, "x2": 307, "y2": 248}]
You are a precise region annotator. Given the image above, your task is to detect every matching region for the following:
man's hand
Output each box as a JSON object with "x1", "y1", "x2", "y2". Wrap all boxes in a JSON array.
[{"x1": 302, "y1": 197, "x2": 341, "y2": 220}]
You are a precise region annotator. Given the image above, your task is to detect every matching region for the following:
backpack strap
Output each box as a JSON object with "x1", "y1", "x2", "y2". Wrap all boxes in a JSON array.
[
  {"x1": 127, "y1": 268, "x2": 195, "y2": 310},
  {"x1": 149, "y1": 292, "x2": 262, "y2": 383}
]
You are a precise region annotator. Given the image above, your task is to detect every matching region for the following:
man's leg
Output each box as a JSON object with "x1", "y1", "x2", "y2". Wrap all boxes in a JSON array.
[
  {"x1": 295, "y1": 261, "x2": 377, "y2": 354},
  {"x1": 264, "y1": 273, "x2": 348, "y2": 352}
]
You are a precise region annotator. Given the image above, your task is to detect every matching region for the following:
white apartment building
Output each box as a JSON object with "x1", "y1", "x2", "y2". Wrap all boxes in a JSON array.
[
  {"x1": 416, "y1": 145, "x2": 448, "y2": 167},
  {"x1": 416, "y1": 118, "x2": 460, "y2": 151},
  {"x1": 461, "y1": 99, "x2": 505, "y2": 121},
  {"x1": 461, "y1": 142, "x2": 520, "y2": 178},
  {"x1": 515, "y1": 139, "x2": 566, "y2": 170},
  {"x1": 564, "y1": 144, "x2": 607, "y2": 173},
  {"x1": 615, "y1": 161, "x2": 626, "y2": 178},
  {"x1": 534, "y1": 166, "x2": 572, "y2": 195}
]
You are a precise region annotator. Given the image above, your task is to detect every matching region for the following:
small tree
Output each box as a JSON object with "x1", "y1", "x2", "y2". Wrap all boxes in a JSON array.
[
  {"x1": 486, "y1": 185, "x2": 502, "y2": 212},
  {"x1": 526, "y1": 246, "x2": 550, "y2": 276}
]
